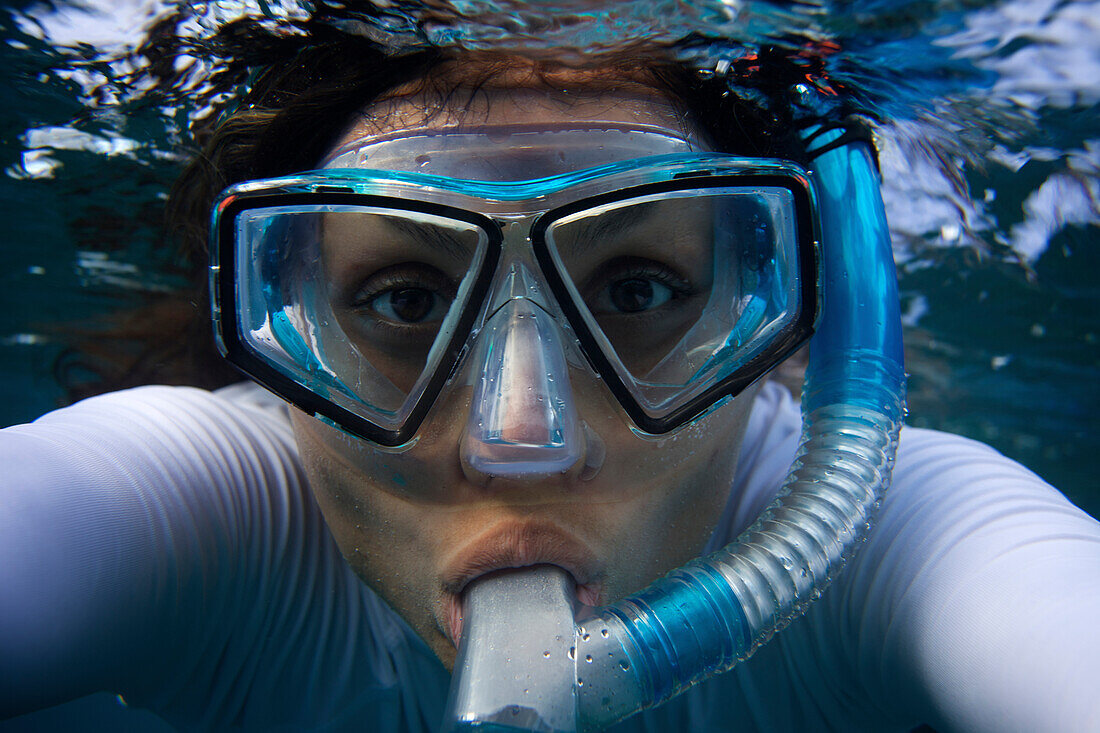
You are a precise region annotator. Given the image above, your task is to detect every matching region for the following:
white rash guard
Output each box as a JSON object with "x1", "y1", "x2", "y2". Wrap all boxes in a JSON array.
[{"x1": 1, "y1": 382, "x2": 1098, "y2": 732}]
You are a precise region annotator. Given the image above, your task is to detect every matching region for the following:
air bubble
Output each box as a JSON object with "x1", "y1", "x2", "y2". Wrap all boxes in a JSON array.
[
  {"x1": 585, "y1": 654, "x2": 593, "y2": 663},
  {"x1": 568, "y1": 646, "x2": 576, "y2": 660},
  {"x1": 619, "y1": 660, "x2": 631, "y2": 671}
]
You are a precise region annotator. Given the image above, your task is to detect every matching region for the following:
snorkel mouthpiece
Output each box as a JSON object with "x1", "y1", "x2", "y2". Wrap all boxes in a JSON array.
[
  {"x1": 441, "y1": 132, "x2": 905, "y2": 732},
  {"x1": 444, "y1": 566, "x2": 579, "y2": 733}
]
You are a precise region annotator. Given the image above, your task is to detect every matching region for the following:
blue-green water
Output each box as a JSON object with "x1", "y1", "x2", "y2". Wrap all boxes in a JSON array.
[{"x1": 0, "y1": 0, "x2": 1097, "y2": 518}]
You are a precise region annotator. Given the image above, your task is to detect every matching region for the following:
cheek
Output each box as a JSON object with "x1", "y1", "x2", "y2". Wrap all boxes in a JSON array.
[
  {"x1": 291, "y1": 411, "x2": 452, "y2": 639},
  {"x1": 565, "y1": 389, "x2": 757, "y2": 601},
  {"x1": 291, "y1": 388, "x2": 471, "y2": 506},
  {"x1": 622, "y1": 453, "x2": 737, "y2": 585},
  {"x1": 577, "y1": 379, "x2": 749, "y2": 510}
]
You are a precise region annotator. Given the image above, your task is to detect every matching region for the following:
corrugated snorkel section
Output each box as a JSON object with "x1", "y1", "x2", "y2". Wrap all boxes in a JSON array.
[{"x1": 571, "y1": 133, "x2": 906, "y2": 730}]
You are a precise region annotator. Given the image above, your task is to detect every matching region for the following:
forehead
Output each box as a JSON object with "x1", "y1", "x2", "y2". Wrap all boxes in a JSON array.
[{"x1": 330, "y1": 61, "x2": 707, "y2": 152}]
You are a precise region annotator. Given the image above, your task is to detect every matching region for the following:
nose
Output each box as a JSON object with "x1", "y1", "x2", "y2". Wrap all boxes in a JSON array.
[{"x1": 460, "y1": 297, "x2": 591, "y2": 484}]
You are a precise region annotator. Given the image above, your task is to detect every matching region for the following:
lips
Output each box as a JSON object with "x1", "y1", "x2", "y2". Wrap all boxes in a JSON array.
[{"x1": 440, "y1": 519, "x2": 603, "y2": 645}]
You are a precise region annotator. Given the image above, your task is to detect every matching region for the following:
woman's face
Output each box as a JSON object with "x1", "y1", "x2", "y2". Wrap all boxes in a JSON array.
[{"x1": 289, "y1": 69, "x2": 759, "y2": 669}]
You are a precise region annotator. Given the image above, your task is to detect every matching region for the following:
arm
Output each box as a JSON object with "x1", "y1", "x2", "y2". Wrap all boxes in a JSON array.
[
  {"x1": 842, "y1": 428, "x2": 1100, "y2": 732},
  {"x1": 679, "y1": 412, "x2": 1100, "y2": 732},
  {"x1": 0, "y1": 385, "x2": 450, "y2": 730},
  {"x1": 0, "y1": 386, "x2": 299, "y2": 717}
]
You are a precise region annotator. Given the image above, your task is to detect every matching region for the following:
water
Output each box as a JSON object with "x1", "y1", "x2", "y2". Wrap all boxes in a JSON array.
[
  {"x1": 0, "y1": 0, "x2": 1096, "y2": 521},
  {"x1": 0, "y1": 2, "x2": 1096, "y2": 731}
]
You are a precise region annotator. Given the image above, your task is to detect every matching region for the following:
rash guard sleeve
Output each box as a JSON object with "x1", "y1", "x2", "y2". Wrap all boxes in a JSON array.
[
  {"x1": 853, "y1": 428, "x2": 1100, "y2": 732},
  {"x1": 0, "y1": 385, "x2": 449, "y2": 731}
]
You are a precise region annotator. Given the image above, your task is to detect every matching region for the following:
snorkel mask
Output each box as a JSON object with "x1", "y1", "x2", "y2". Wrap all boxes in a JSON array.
[
  {"x1": 213, "y1": 125, "x2": 816, "y2": 454},
  {"x1": 210, "y1": 122, "x2": 904, "y2": 731}
]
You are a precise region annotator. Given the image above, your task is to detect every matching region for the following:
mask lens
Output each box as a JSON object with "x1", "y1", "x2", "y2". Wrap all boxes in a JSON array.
[
  {"x1": 543, "y1": 185, "x2": 807, "y2": 420},
  {"x1": 232, "y1": 203, "x2": 492, "y2": 433}
]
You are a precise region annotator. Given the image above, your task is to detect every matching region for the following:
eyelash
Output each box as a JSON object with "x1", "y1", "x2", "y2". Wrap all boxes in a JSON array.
[
  {"x1": 584, "y1": 258, "x2": 694, "y2": 310},
  {"x1": 350, "y1": 265, "x2": 456, "y2": 327}
]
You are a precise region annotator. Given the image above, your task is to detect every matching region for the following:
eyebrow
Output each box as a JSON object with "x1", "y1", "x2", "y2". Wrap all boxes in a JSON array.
[
  {"x1": 555, "y1": 202, "x2": 660, "y2": 257},
  {"x1": 379, "y1": 216, "x2": 480, "y2": 261}
]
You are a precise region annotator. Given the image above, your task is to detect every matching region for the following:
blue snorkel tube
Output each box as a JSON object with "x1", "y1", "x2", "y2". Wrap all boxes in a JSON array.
[{"x1": 442, "y1": 132, "x2": 906, "y2": 732}]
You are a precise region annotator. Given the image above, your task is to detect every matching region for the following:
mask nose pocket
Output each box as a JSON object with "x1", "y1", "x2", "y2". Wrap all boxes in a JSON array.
[{"x1": 460, "y1": 297, "x2": 584, "y2": 479}]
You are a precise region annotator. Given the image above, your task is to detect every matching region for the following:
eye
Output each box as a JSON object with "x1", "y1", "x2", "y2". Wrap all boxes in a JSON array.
[
  {"x1": 368, "y1": 287, "x2": 449, "y2": 324},
  {"x1": 585, "y1": 258, "x2": 692, "y2": 316},
  {"x1": 605, "y1": 278, "x2": 674, "y2": 313},
  {"x1": 348, "y1": 263, "x2": 456, "y2": 328}
]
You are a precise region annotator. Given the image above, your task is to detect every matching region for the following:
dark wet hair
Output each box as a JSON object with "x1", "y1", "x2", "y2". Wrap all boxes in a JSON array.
[{"x1": 59, "y1": 14, "x2": 812, "y2": 401}]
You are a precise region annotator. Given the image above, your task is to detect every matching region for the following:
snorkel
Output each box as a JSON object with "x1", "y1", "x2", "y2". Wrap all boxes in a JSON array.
[{"x1": 441, "y1": 129, "x2": 906, "y2": 731}]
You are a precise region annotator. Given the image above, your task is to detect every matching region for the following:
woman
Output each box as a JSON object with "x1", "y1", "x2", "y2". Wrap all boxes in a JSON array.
[{"x1": 2, "y1": 20, "x2": 1098, "y2": 733}]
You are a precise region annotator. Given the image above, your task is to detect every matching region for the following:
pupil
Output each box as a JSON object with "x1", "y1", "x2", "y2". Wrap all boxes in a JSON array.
[
  {"x1": 391, "y1": 288, "x2": 433, "y2": 322},
  {"x1": 610, "y1": 279, "x2": 653, "y2": 313}
]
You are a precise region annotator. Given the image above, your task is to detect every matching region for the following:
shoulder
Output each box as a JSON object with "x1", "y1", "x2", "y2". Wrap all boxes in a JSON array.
[
  {"x1": 40, "y1": 380, "x2": 292, "y2": 435},
  {"x1": 732, "y1": 382, "x2": 1082, "y2": 535}
]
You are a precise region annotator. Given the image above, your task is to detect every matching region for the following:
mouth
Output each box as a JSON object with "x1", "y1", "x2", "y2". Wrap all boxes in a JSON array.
[{"x1": 440, "y1": 519, "x2": 603, "y2": 646}]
